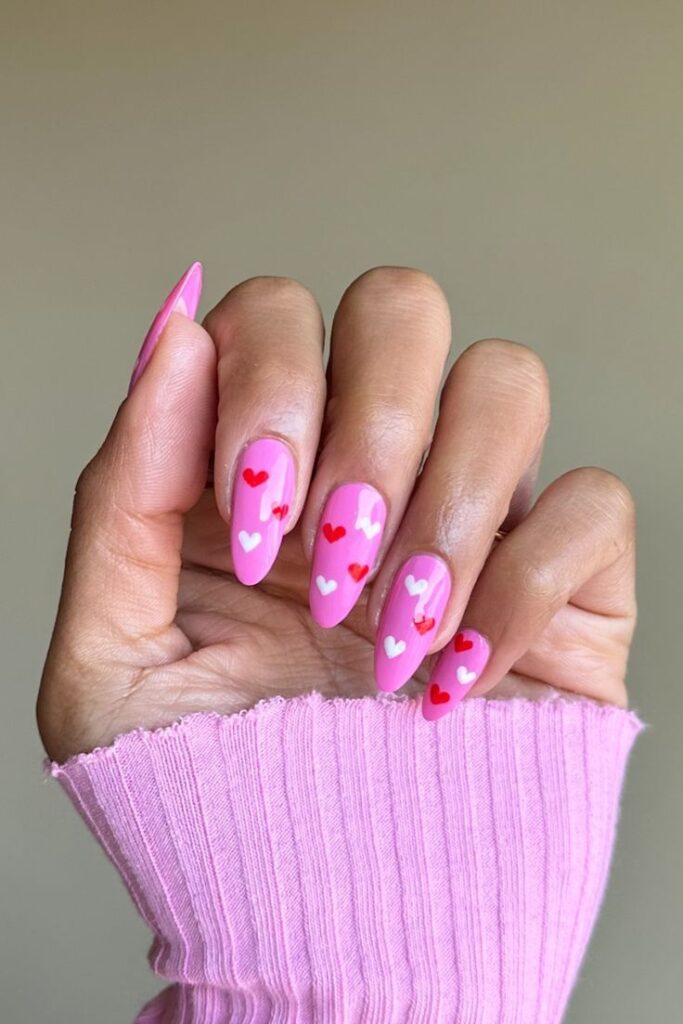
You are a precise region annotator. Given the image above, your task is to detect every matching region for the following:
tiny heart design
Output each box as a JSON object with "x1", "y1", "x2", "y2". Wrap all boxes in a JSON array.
[
  {"x1": 430, "y1": 683, "x2": 450, "y2": 705},
  {"x1": 238, "y1": 530, "x2": 262, "y2": 553},
  {"x1": 405, "y1": 574, "x2": 429, "y2": 597},
  {"x1": 356, "y1": 516, "x2": 381, "y2": 540},
  {"x1": 348, "y1": 563, "x2": 369, "y2": 582},
  {"x1": 383, "y1": 635, "x2": 406, "y2": 659},
  {"x1": 413, "y1": 616, "x2": 436, "y2": 635},
  {"x1": 456, "y1": 665, "x2": 477, "y2": 685},
  {"x1": 272, "y1": 504, "x2": 289, "y2": 520},
  {"x1": 316, "y1": 575, "x2": 338, "y2": 596},
  {"x1": 322, "y1": 523, "x2": 346, "y2": 543},
  {"x1": 454, "y1": 633, "x2": 474, "y2": 653},
  {"x1": 243, "y1": 468, "x2": 269, "y2": 487}
]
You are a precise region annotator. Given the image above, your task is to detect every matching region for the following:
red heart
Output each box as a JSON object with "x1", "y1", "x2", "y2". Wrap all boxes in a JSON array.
[
  {"x1": 454, "y1": 633, "x2": 473, "y2": 653},
  {"x1": 413, "y1": 616, "x2": 436, "y2": 635},
  {"x1": 348, "y1": 563, "x2": 369, "y2": 582},
  {"x1": 272, "y1": 504, "x2": 289, "y2": 520},
  {"x1": 430, "y1": 683, "x2": 450, "y2": 705},
  {"x1": 243, "y1": 468, "x2": 269, "y2": 487},
  {"x1": 323, "y1": 523, "x2": 346, "y2": 543}
]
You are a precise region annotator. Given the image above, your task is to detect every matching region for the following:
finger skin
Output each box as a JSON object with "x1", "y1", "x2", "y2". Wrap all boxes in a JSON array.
[
  {"x1": 38, "y1": 313, "x2": 217, "y2": 755},
  {"x1": 371, "y1": 339, "x2": 550, "y2": 691},
  {"x1": 304, "y1": 266, "x2": 451, "y2": 625},
  {"x1": 422, "y1": 467, "x2": 636, "y2": 720},
  {"x1": 205, "y1": 276, "x2": 326, "y2": 583}
]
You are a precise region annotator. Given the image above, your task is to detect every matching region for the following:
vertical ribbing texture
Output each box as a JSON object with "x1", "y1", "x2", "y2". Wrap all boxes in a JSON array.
[{"x1": 51, "y1": 693, "x2": 644, "y2": 1024}]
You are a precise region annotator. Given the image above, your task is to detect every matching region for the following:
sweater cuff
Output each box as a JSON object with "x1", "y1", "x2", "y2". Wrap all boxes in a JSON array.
[{"x1": 50, "y1": 692, "x2": 644, "y2": 1024}]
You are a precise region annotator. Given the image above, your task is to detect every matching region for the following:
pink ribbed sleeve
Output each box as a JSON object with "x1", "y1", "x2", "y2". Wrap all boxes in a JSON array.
[{"x1": 50, "y1": 692, "x2": 643, "y2": 1023}]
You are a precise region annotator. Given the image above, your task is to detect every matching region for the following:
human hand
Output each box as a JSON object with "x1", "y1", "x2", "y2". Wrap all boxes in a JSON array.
[{"x1": 38, "y1": 265, "x2": 636, "y2": 762}]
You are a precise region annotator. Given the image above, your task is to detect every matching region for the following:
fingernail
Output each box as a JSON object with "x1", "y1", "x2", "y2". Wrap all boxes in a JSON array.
[
  {"x1": 422, "y1": 628, "x2": 491, "y2": 721},
  {"x1": 127, "y1": 261, "x2": 203, "y2": 394},
  {"x1": 231, "y1": 438, "x2": 296, "y2": 585},
  {"x1": 309, "y1": 483, "x2": 387, "y2": 628},
  {"x1": 374, "y1": 554, "x2": 451, "y2": 692}
]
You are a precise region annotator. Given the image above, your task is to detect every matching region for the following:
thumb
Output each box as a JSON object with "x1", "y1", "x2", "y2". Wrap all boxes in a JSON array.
[{"x1": 49, "y1": 265, "x2": 217, "y2": 670}]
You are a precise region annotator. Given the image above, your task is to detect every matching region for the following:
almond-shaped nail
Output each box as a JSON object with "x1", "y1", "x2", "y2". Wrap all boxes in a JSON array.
[
  {"x1": 128, "y1": 261, "x2": 203, "y2": 394},
  {"x1": 309, "y1": 483, "x2": 387, "y2": 628},
  {"x1": 231, "y1": 438, "x2": 295, "y2": 585},
  {"x1": 422, "y1": 628, "x2": 491, "y2": 721},
  {"x1": 374, "y1": 554, "x2": 451, "y2": 692}
]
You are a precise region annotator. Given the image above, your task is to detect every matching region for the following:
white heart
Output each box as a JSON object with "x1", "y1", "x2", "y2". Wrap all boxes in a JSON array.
[
  {"x1": 316, "y1": 575, "x2": 338, "y2": 596},
  {"x1": 404, "y1": 574, "x2": 428, "y2": 597},
  {"x1": 356, "y1": 515, "x2": 381, "y2": 540},
  {"x1": 456, "y1": 665, "x2": 477, "y2": 685},
  {"x1": 238, "y1": 530, "x2": 262, "y2": 553},
  {"x1": 383, "y1": 635, "x2": 407, "y2": 659}
]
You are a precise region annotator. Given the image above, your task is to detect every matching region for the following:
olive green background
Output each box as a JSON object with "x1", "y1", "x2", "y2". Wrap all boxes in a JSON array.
[{"x1": 2, "y1": 2, "x2": 681, "y2": 1021}]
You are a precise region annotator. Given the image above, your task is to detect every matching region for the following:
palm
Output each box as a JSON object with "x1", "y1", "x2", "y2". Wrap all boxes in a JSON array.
[{"x1": 130, "y1": 489, "x2": 630, "y2": 737}]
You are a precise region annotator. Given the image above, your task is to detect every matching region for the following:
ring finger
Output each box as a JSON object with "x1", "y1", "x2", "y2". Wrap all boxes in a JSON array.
[{"x1": 370, "y1": 338, "x2": 550, "y2": 691}]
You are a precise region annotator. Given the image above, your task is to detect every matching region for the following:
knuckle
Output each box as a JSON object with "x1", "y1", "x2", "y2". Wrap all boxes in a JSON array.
[
  {"x1": 518, "y1": 559, "x2": 562, "y2": 602},
  {"x1": 345, "y1": 265, "x2": 450, "y2": 322},
  {"x1": 206, "y1": 275, "x2": 321, "y2": 332},
  {"x1": 458, "y1": 338, "x2": 550, "y2": 426},
  {"x1": 565, "y1": 466, "x2": 636, "y2": 532}
]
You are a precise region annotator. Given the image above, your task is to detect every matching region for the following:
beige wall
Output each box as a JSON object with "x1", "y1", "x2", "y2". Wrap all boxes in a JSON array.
[{"x1": 2, "y1": 2, "x2": 681, "y2": 1020}]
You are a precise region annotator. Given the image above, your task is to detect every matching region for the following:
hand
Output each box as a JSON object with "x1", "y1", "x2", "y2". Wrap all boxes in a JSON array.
[{"x1": 38, "y1": 266, "x2": 636, "y2": 762}]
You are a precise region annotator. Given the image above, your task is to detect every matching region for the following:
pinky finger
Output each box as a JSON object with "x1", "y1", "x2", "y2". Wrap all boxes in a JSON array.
[{"x1": 422, "y1": 467, "x2": 636, "y2": 721}]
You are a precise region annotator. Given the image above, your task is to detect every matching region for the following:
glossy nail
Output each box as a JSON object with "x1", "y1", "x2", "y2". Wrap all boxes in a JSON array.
[
  {"x1": 128, "y1": 261, "x2": 203, "y2": 394},
  {"x1": 422, "y1": 628, "x2": 491, "y2": 721},
  {"x1": 309, "y1": 483, "x2": 387, "y2": 628},
  {"x1": 231, "y1": 438, "x2": 296, "y2": 585},
  {"x1": 374, "y1": 554, "x2": 451, "y2": 692}
]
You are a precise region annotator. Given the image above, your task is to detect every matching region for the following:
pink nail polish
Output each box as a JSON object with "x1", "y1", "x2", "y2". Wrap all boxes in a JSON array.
[
  {"x1": 309, "y1": 483, "x2": 387, "y2": 628},
  {"x1": 231, "y1": 438, "x2": 296, "y2": 585},
  {"x1": 422, "y1": 628, "x2": 491, "y2": 721},
  {"x1": 127, "y1": 261, "x2": 203, "y2": 394},
  {"x1": 374, "y1": 554, "x2": 451, "y2": 693}
]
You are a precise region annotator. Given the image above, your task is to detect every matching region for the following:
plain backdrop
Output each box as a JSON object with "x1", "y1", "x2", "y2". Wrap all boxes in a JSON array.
[{"x1": 2, "y1": 2, "x2": 681, "y2": 1021}]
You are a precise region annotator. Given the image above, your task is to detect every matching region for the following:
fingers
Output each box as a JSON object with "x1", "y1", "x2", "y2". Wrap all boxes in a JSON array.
[
  {"x1": 47, "y1": 309, "x2": 216, "y2": 664},
  {"x1": 423, "y1": 468, "x2": 636, "y2": 720},
  {"x1": 206, "y1": 277, "x2": 326, "y2": 585},
  {"x1": 372, "y1": 338, "x2": 550, "y2": 691},
  {"x1": 304, "y1": 267, "x2": 451, "y2": 627}
]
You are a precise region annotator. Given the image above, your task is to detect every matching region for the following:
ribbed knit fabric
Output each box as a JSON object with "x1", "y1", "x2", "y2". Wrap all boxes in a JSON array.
[{"x1": 50, "y1": 692, "x2": 644, "y2": 1024}]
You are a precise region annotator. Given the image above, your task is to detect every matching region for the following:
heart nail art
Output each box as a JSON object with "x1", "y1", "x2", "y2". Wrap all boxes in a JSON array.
[
  {"x1": 430, "y1": 683, "x2": 450, "y2": 705},
  {"x1": 375, "y1": 554, "x2": 451, "y2": 693},
  {"x1": 413, "y1": 616, "x2": 436, "y2": 635},
  {"x1": 405, "y1": 574, "x2": 429, "y2": 597},
  {"x1": 456, "y1": 665, "x2": 477, "y2": 685},
  {"x1": 316, "y1": 575, "x2": 338, "y2": 596},
  {"x1": 383, "y1": 635, "x2": 406, "y2": 659},
  {"x1": 238, "y1": 530, "x2": 262, "y2": 552},
  {"x1": 323, "y1": 523, "x2": 347, "y2": 543},
  {"x1": 356, "y1": 515, "x2": 382, "y2": 540},
  {"x1": 231, "y1": 439, "x2": 295, "y2": 585},
  {"x1": 243, "y1": 468, "x2": 269, "y2": 488},
  {"x1": 422, "y1": 628, "x2": 491, "y2": 722},
  {"x1": 309, "y1": 483, "x2": 387, "y2": 628}
]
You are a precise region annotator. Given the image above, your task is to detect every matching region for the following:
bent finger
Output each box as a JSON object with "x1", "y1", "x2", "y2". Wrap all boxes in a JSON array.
[
  {"x1": 205, "y1": 277, "x2": 326, "y2": 585},
  {"x1": 423, "y1": 467, "x2": 636, "y2": 720}
]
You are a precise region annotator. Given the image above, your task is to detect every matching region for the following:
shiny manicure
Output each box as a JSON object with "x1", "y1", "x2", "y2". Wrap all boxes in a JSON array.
[
  {"x1": 309, "y1": 483, "x2": 387, "y2": 628},
  {"x1": 422, "y1": 628, "x2": 491, "y2": 721},
  {"x1": 231, "y1": 438, "x2": 296, "y2": 585},
  {"x1": 374, "y1": 554, "x2": 451, "y2": 692},
  {"x1": 128, "y1": 261, "x2": 203, "y2": 394}
]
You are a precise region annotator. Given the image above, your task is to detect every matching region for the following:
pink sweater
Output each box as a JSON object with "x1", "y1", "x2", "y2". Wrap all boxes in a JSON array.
[{"x1": 50, "y1": 691, "x2": 643, "y2": 1023}]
